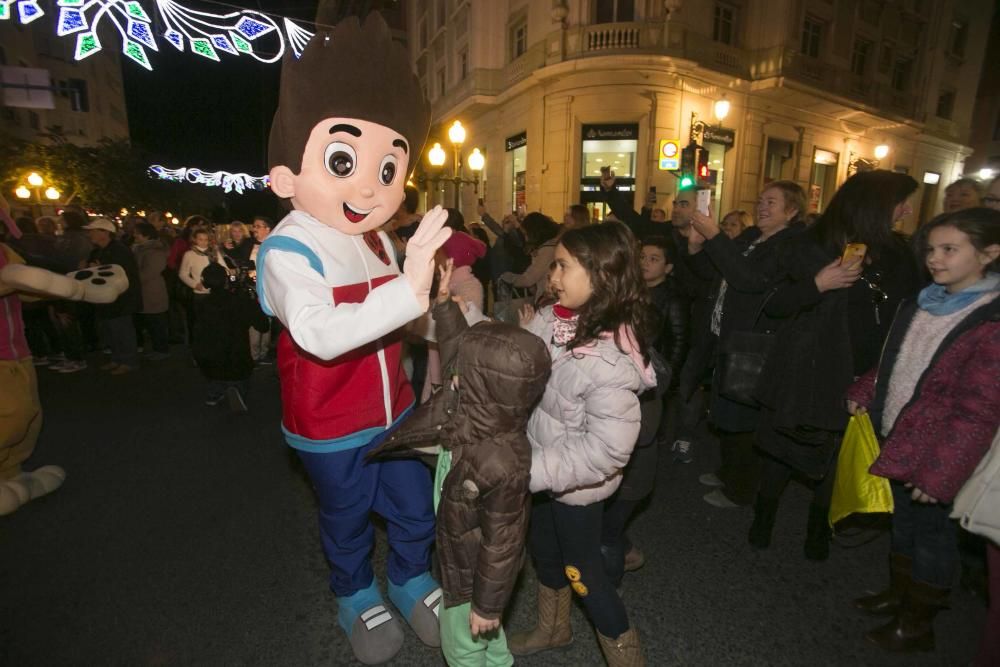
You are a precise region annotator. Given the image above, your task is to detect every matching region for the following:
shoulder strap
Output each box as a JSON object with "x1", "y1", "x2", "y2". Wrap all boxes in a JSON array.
[{"x1": 255, "y1": 235, "x2": 325, "y2": 316}]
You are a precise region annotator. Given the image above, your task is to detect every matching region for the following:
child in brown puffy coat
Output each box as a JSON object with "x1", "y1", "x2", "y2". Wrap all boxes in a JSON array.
[{"x1": 372, "y1": 262, "x2": 551, "y2": 666}]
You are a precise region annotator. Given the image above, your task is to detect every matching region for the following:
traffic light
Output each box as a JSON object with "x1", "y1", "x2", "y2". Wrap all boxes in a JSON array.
[
  {"x1": 679, "y1": 144, "x2": 698, "y2": 188},
  {"x1": 697, "y1": 148, "x2": 710, "y2": 181}
]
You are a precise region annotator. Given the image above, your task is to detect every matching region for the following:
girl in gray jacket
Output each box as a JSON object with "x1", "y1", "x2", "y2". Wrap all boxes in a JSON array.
[{"x1": 508, "y1": 222, "x2": 656, "y2": 667}]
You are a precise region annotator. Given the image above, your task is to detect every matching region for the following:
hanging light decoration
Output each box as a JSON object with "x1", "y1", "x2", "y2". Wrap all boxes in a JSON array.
[{"x1": 1, "y1": 0, "x2": 314, "y2": 70}]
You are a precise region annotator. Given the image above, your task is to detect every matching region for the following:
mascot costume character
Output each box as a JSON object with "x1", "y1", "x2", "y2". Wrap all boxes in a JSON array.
[
  {"x1": 256, "y1": 12, "x2": 451, "y2": 665},
  {"x1": 0, "y1": 202, "x2": 127, "y2": 516}
]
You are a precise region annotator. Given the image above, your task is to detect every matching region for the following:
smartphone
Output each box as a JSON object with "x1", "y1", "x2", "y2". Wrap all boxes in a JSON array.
[
  {"x1": 696, "y1": 188, "x2": 711, "y2": 216},
  {"x1": 841, "y1": 242, "x2": 867, "y2": 265}
]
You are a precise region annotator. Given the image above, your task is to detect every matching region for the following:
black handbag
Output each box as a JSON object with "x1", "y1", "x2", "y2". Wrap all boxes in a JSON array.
[{"x1": 716, "y1": 289, "x2": 777, "y2": 406}]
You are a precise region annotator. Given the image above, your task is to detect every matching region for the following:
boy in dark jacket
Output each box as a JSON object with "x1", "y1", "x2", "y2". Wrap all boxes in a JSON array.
[
  {"x1": 193, "y1": 263, "x2": 268, "y2": 413},
  {"x1": 372, "y1": 266, "x2": 551, "y2": 666}
]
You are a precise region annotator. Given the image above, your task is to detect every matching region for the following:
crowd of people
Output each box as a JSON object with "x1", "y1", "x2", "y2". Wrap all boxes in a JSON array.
[
  {"x1": 376, "y1": 173, "x2": 999, "y2": 665},
  {"x1": 0, "y1": 206, "x2": 278, "y2": 411},
  {"x1": 2, "y1": 169, "x2": 998, "y2": 665}
]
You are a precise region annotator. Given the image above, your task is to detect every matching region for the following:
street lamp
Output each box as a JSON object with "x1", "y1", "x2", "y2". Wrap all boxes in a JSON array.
[
  {"x1": 428, "y1": 142, "x2": 447, "y2": 168},
  {"x1": 13, "y1": 171, "x2": 60, "y2": 216},
  {"x1": 713, "y1": 96, "x2": 730, "y2": 123},
  {"x1": 848, "y1": 144, "x2": 891, "y2": 176},
  {"x1": 422, "y1": 120, "x2": 485, "y2": 210}
]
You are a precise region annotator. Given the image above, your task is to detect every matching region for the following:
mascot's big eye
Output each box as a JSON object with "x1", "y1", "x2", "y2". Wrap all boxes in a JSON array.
[
  {"x1": 379, "y1": 155, "x2": 398, "y2": 186},
  {"x1": 324, "y1": 142, "x2": 357, "y2": 178}
]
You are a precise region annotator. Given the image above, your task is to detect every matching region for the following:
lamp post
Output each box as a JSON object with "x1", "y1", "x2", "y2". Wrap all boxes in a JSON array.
[
  {"x1": 421, "y1": 120, "x2": 485, "y2": 210},
  {"x1": 13, "y1": 171, "x2": 60, "y2": 217},
  {"x1": 848, "y1": 144, "x2": 890, "y2": 176}
]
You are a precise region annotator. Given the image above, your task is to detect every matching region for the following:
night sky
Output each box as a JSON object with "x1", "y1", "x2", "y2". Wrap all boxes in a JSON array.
[{"x1": 121, "y1": 1, "x2": 321, "y2": 220}]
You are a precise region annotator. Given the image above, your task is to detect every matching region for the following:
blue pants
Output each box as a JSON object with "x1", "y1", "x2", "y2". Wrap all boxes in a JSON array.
[
  {"x1": 890, "y1": 481, "x2": 958, "y2": 588},
  {"x1": 298, "y1": 438, "x2": 435, "y2": 597}
]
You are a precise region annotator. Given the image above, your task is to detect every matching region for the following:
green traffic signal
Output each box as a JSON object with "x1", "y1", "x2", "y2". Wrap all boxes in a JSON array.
[{"x1": 680, "y1": 175, "x2": 694, "y2": 188}]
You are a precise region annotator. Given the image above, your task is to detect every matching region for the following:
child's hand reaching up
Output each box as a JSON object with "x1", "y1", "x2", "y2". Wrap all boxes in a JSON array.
[
  {"x1": 518, "y1": 303, "x2": 535, "y2": 328},
  {"x1": 436, "y1": 259, "x2": 454, "y2": 305},
  {"x1": 470, "y1": 610, "x2": 499, "y2": 637},
  {"x1": 435, "y1": 259, "x2": 470, "y2": 313}
]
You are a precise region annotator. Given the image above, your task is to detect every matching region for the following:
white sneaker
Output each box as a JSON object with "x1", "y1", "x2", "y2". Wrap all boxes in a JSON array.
[
  {"x1": 699, "y1": 472, "x2": 724, "y2": 487},
  {"x1": 56, "y1": 360, "x2": 88, "y2": 373},
  {"x1": 703, "y1": 489, "x2": 739, "y2": 508},
  {"x1": 672, "y1": 439, "x2": 693, "y2": 463}
]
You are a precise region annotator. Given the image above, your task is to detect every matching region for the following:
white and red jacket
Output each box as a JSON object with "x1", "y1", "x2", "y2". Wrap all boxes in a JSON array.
[{"x1": 257, "y1": 210, "x2": 422, "y2": 452}]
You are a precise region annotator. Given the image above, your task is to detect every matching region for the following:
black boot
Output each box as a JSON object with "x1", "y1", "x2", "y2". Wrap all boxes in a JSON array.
[
  {"x1": 804, "y1": 503, "x2": 832, "y2": 561},
  {"x1": 865, "y1": 580, "x2": 949, "y2": 653},
  {"x1": 748, "y1": 495, "x2": 779, "y2": 550},
  {"x1": 855, "y1": 553, "x2": 912, "y2": 616}
]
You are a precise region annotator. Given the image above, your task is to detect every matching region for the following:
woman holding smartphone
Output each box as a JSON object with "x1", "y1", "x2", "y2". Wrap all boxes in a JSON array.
[
  {"x1": 684, "y1": 181, "x2": 807, "y2": 511},
  {"x1": 751, "y1": 170, "x2": 922, "y2": 561}
]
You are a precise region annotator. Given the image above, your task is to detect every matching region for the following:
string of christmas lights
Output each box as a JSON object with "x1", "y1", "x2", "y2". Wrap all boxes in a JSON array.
[
  {"x1": 0, "y1": 0, "x2": 315, "y2": 69},
  {"x1": 148, "y1": 164, "x2": 269, "y2": 194}
]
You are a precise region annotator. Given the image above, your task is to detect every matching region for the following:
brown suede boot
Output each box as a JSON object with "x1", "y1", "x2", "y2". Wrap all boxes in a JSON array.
[
  {"x1": 597, "y1": 627, "x2": 646, "y2": 666},
  {"x1": 865, "y1": 579, "x2": 949, "y2": 653},
  {"x1": 507, "y1": 584, "x2": 573, "y2": 656},
  {"x1": 855, "y1": 553, "x2": 912, "y2": 616}
]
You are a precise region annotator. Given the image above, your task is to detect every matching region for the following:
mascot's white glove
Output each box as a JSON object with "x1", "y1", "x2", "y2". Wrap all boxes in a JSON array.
[
  {"x1": 0, "y1": 263, "x2": 128, "y2": 304},
  {"x1": 402, "y1": 205, "x2": 452, "y2": 312}
]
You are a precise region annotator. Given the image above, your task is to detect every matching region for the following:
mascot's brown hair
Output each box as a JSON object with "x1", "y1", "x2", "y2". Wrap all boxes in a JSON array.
[{"x1": 267, "y1": 13, "x2": 431, "y2": 178}]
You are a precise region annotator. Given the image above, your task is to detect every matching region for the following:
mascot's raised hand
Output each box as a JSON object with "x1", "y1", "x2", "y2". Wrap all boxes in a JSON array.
[{"x1": 402, "y1": 205, "x2": 452, "y2": 311}]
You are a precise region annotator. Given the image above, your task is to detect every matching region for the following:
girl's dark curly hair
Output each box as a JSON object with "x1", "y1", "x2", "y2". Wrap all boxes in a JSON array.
[{"x1": 559, "y1": 222, "x2": 653, "y2": 364}]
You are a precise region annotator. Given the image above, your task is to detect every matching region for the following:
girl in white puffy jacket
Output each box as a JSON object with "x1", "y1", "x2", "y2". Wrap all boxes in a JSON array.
[{"x1": 509, "y1": 222, "x2": 655, "y2": 666}]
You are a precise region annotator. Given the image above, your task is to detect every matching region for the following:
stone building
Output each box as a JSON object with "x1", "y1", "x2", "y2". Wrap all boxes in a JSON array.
[
  {"x1": 1, "y1": 17, "x2": 130, "y2": 146},
  {"x1": 407, "y1": 0, "x2": 993, "y2": 233}
]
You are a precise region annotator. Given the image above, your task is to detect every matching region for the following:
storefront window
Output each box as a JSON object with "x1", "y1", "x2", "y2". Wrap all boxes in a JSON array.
[
  {"x1": 579, "y1": 124, "x2": 638, "y2": 221},
  {"x1": 809, "y1": 148, "x2": 839, "y2": 213},
  {"x1": 703, "y1": 140, "x2": 726, "y2": 217},
  {"x1": 505, "y1": 131, "x2": 527, "y2": 214}
]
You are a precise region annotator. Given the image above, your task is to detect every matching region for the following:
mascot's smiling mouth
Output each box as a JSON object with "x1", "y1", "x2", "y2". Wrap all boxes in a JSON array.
[{"x1": 343, "y1": 202, "x2": 373, "y2": 224}]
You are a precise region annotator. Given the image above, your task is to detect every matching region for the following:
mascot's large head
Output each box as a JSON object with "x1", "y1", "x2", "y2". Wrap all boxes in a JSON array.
[{"x1": 267, "y1": 12, "x2": 430, "y2": 235}]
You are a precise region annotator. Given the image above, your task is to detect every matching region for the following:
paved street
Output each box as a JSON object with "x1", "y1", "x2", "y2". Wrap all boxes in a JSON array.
[{"x1": 0, "y1": 351, "x2": 986, "y2": 666}]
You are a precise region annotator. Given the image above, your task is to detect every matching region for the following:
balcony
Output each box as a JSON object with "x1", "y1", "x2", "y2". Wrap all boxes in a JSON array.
[
  {"x1": 750, "y1": 46, "x2": 918, "y2": 120},
  {"x1": 427, "y1": 23, "x2": 919, "y2": 123}
]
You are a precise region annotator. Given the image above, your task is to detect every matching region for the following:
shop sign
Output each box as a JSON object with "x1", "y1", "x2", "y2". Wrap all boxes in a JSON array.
[
  {"x1": 702, "y1": 126, "x2": 736, "y2": 147},
  {"x1": 658, "y1": 139, "x2": 680, "y2": 170},
  {"x1": 505, "y1": 131, "x2": 527, "y2": 151},
  {"x1": 582, "y1": 124, "x2": 638, "y2": 141}
]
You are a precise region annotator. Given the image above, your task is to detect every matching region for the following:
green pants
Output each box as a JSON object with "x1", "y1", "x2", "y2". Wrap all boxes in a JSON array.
[{"x1": 440, "y1": 602, "x2": 513, "y2": 667}]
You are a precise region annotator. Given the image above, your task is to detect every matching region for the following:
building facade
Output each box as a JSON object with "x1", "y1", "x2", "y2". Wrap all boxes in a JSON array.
[
  {"x1": 407, "y1": 0, "x2": 992, "y2": 233},
  {"x1": 966, "y1": 6, "x2": 1000, "y2": 181},
  {"x1": 1, "y1": 19, "x2": 130, "y2": 145}
]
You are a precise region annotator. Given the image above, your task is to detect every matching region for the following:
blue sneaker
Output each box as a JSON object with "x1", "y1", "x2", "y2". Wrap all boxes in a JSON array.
[
  {"x1": 388, "y1": 572, "x2": 442, "y2": 648},
  {"x1": 338, "y1": 581, "x2": 404, "y2": 665}
]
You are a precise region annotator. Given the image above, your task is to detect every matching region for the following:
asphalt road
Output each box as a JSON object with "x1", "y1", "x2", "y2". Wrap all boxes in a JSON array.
[{"x1": 0, "y1": 351, "x2": 986, "y2": 666}]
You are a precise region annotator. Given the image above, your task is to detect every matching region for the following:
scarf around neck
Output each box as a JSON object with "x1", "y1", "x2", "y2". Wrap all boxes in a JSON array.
[
  {"x1": 551, "y1": 304, "x2": 579, "y2": 346},
  {"x1": 917, "y1": 273, "x2": 1000, "y2": 316}
]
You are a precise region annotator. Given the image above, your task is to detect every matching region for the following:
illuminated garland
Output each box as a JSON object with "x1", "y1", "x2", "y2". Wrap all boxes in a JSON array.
[
  {"x1": 0, "y1": 0, "x2": 316, "y2": 70},
  {"x1": 148, "y1": 164, "x2": 269, "y2": 194}
]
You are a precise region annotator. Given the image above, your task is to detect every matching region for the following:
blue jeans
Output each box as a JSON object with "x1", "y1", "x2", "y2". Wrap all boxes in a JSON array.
[
  {"x1": 297, "y1": 439, "x2": 435, "y2": 597},
  {"x1": 890, "y1": 481, "x2": 958, "y2": 588}
]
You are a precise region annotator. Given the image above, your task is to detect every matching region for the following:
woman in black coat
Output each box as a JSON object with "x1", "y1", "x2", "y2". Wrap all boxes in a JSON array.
[
  {"x1": 685, "y1": 181, "x2": 808, "y2": 509},
  {"x1": 751, "y1": 170, "x2": 922, "y2": 560}
]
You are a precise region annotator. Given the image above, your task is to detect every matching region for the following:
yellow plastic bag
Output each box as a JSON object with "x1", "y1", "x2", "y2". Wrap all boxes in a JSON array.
[{"x1": 829, "y1": 413, "x2": 894, "y2": 526}]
